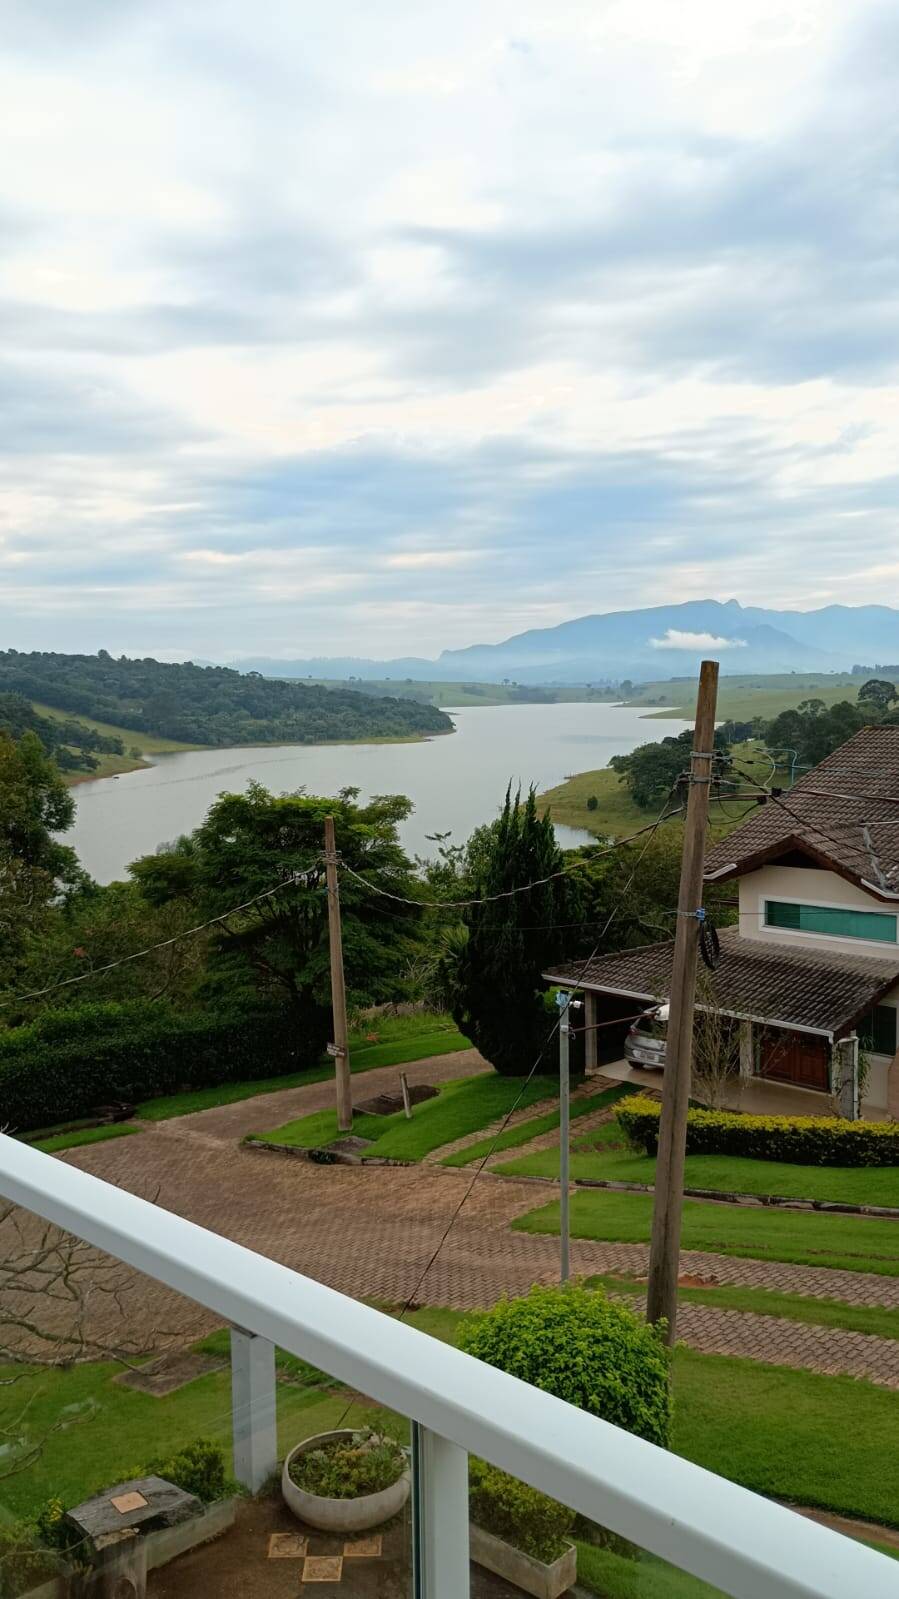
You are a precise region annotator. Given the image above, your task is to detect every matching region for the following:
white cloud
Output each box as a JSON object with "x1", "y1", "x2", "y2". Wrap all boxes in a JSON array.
[
  {"x1": 650, "y1": 630, "x2": 748, "y2": 650},
  {"x1": 1, "y1": 0, "x2": 898, "y2": 655}
]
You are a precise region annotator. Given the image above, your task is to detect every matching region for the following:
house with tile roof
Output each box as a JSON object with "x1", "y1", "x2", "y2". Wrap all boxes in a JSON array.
[{"x1": 546, "y1": 725, "x2": 899, "y2": 1119}]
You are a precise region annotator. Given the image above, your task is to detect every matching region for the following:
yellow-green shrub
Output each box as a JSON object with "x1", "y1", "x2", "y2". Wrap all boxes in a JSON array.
[{"x1": 618, "y1": 1095, "x2": 899, "y2": 1168}]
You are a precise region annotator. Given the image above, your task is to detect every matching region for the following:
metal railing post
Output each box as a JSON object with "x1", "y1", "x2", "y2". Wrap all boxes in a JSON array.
[
  {"x1": 412, "y1": 1422, "x2": 470, "y2": 1597},
  {"x1": 230, "y1": 1327, "x2": 277, "y2": 1491}
]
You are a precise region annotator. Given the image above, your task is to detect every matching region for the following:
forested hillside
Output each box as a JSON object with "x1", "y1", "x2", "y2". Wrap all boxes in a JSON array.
[
  {"x1": 0, "y1": 650, "x2": 453, "y2": 746},
  {"x1": 0, "y1": 692, "x2": 124, "y2": 772}
]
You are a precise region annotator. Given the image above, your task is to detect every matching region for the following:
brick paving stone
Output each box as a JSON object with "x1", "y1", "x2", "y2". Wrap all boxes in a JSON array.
[
  {"x1": 15, "y1": 1056, "x2": 895, "y2": 1377},
  {"x1": 673, "y1": 1304, "x2": 899, "y2": 1388}
]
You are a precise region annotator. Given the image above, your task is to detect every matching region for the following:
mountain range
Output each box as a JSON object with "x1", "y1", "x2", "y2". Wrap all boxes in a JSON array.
[{"x1": 234, "y1": 600, "x2": 899, "y2": 686}]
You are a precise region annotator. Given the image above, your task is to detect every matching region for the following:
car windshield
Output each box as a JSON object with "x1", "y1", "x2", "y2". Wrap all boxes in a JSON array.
[{"x1": 634, "y1": 1013, "x2": 666, "y2": 1039}]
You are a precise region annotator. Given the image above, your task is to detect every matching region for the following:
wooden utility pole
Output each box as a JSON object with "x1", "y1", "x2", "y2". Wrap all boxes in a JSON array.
[
  {"x1": 646, "y1": 659, "x2": 719, "y2": 1343},
  {"x1": 323, "y1": 816, "x2": 353, "y2": 1133}
]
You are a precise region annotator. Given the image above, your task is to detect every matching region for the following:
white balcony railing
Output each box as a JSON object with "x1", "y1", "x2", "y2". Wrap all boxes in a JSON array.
[{"x1": 0, "y1": 1133, "x2": 895, "y2": 1598}]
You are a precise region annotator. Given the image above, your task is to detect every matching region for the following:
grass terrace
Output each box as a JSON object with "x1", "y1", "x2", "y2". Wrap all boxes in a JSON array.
[
  {"x1": 250, "y1": 1071, "x2": 559, "y2": 1161},
  {"x1": 514, "y1": 1188, "x2": 899, "y2": 1276},
  {"x1": 495, "y1": 1116, "x2": 899, "y2": 1208}
]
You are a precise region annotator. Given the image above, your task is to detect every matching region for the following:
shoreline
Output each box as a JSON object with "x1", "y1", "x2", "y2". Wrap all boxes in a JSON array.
[{"x1": 63, "y1": 727, "x2": 455, "y2": 788}]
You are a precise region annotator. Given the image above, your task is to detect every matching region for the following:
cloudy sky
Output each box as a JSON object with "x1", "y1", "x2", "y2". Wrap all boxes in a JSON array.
[{"x1": 3, "y1": 0, "x2": 899, "y2": 661}]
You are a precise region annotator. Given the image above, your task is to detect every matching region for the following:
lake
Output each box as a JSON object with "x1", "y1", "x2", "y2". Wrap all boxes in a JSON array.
[{"x1": 68, "y1": 701, "x2": 690, "y2": 882}]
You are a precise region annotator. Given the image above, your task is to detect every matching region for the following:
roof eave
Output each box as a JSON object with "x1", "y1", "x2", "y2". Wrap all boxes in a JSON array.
[{"x1": 705, "y1": 834, "x2": 899, "y2": 903}]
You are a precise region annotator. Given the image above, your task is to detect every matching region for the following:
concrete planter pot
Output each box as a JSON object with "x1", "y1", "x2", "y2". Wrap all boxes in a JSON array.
[
  {"x1": 282, "y1": 1431, "x2": 410, "y2": 1533},
  {"x1": 144, "y1": 1497, "x2": 237, "y2": 1569},
  {"x1": 470, "y1": 1523, "x2": 577, "y2": 1599}
]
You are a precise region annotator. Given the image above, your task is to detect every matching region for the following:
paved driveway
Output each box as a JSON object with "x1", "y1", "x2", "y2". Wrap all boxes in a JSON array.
[{"x1": 37, "y1": 1047, "x2": 899, "y2": 1388}]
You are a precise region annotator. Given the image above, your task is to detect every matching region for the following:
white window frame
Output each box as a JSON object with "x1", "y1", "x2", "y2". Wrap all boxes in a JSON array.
[{"x1": 760, "y1": 894, "x2": 899, "y2": 951}]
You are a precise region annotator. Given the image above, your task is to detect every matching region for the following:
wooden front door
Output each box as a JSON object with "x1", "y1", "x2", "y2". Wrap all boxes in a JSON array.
[{"x1": 759, "y1": 1029, "x2": 830, "y2": 1091}]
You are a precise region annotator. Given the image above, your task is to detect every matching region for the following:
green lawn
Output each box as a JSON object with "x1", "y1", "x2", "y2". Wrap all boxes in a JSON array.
[
  {"x1": 252, "y1": 1072, "x2": 559, "y2": 1161},
  {"x1": 514, "y1": 1188, "x2": 899, "y2": 1275},
  {"x1": 538, "y1": 740, "x2": 776, "y2": 840},
  {"x1": 136, "y1": 1017, "x2": 469, "y2": 1120},
  {"x1": 442, "y1": 1083, "x2": 633, "y2": 1167},
  {"x1": 621, "y1": 672, "x2": 870, "y2": 723},
  {"x1": 33, "y1": 701, "x2": 198, "y2": 782},
  {"x1": 583, "y1": 1271, "x2": 899, "y2": 1343},
  {"x1": 576, "y1": 1540, "x2": 729, "y2": 1599},
  {"x1": 26, "y1": 1124, "x2": 141, "y2": 1156},
  {"x1": 497, "y1": 1118, "x2": 899, "y2": 1208},
  {"x1": 672, "y1": 1345, "x2": 899, "y2": 1528}
]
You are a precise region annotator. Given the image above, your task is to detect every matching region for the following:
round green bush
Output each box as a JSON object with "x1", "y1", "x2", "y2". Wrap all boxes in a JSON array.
[{"x1": 459, "y1": 1284, "x2": 671, "y2": 1448}]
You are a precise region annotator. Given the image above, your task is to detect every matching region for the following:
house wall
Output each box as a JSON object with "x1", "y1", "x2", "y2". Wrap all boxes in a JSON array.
[
  {"x1": 738, "y1": 864, "x2": 898, "y2": 948},
  {"x1": 737, "y1": 865, "x2": 897, "y2": 1115}
]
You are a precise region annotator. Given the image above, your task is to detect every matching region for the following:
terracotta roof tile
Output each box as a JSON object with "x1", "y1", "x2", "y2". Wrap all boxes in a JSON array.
[
  {"x1": 545, "y1": 926, "x2": 899, "y2": 1036},
  {"x1": 705, "y1": 725, "x2": 899, "y2": 898}
]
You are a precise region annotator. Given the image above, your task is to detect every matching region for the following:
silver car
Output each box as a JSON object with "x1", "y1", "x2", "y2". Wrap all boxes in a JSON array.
[{"x1": 623, "y1": 1002, "x2": 669, "y2": 1070}]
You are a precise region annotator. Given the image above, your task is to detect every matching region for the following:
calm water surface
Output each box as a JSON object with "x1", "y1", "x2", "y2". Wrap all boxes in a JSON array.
[{"x1": 69, "y1": 702, "x2": 689, "y2": 882}]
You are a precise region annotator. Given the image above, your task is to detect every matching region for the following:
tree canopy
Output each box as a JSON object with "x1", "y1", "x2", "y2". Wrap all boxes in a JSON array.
[
  {"x1": 0, "y1": 732, "x2": 86, "y2": 994},
  {"x1": 0, "y1": 692, "x2": 124, "y2": 772},
  {"x1": 0, "y1": 650, "x2": 452, "y2": 747},
  {"x1": 130, "y1": 783, "x2": 423, "y2": 1053},
  {"x1": 442, "y1": 786, "x2": 573, "y2": 1076}
]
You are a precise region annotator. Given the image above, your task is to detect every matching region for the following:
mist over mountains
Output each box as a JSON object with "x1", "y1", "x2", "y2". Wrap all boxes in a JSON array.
[{"x1": 235, "y1": 600, "x2": 899, "y2": 686}]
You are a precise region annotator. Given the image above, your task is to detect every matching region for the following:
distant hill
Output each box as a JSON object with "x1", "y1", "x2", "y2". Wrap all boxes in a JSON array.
[
  {"x1": 0, "y1": 651, "x2": 453, "y2": 747},
  {"x1": 235, "y1": 600, "x2": 899, "y2": 685}
]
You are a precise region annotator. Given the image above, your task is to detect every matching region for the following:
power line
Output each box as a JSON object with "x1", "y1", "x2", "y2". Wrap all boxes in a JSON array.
[
  {"x1": 383, "y1": 789, "x2": 682, "y2": 1308},
  {"x1": 0, "y1": 869, "x2": 321, "y2": 1008},
  {"x1": 336, "y1": 805, "x2": 687, "y2": 911},
  {"x1": 332, "y1": 788, "x2": 682, "y2": 1440}
]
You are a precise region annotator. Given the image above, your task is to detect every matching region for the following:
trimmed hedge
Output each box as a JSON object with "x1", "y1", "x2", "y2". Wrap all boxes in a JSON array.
[
  {"x1": 468, "y1": 1459, "x2": 574, "y2": 1564},
  {"x1": 459, "y1": 1284, "x2": 671, "y2": 1448},
  {"x1": 0, "y1": 999, "x2": 302, "y2": 1133},
  {"x1": 618, "y1": 1094, "x2": 899, "y2": 1168}
]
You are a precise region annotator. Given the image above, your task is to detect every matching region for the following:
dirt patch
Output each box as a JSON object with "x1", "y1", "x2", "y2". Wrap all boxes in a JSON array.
[
  {"x1": 678, "y1": 1274, "x2": 719, "y2": 1289},
  {"x1": 115, "y1": 1351, "x2": 226, "y2": 1397},
  {"x1": 357, "y1": 1086, "x2": 438, "y2": 1116},
  {"x1": 322, "y1": 1136, "x2": 374, "y2": 1157}
]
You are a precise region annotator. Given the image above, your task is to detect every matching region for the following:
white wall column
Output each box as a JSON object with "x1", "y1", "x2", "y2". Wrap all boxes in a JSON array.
[
  {"x1": 739, "y1": 1020, "x2": 754, "y2": 1080},
  {"x1": 412, "y1": 1422, "x2": 470, "y2": 1598},
  {"x1": 584, "y1": 991, "x2": 598, "y2": 1072},
  {"x1": 230, "y1": 1327, "x2": 277, "y2": 1492}
]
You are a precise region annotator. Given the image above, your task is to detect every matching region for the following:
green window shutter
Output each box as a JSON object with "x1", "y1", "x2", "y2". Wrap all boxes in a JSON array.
[
  {"x1": 765, "y1": 901, "x2": 898, "y2": 943},
  {"x1": 765, "y1": 901, "x2": 802, "y2": 930},
  {"x1": 859, "y1": 1005, "x2": 898, "y2": 1056}
]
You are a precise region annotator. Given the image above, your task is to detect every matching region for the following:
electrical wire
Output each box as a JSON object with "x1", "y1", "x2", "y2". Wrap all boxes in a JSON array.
[
  {"x1": 330, "y1": 787, "x2": 683, "y2": 1432},
  {"x1": 336, "y1": 806, "x2": 687, "y2": 910},
  {"x1": 0, "y1": 868, "x2": 322, "y2": 1008}
]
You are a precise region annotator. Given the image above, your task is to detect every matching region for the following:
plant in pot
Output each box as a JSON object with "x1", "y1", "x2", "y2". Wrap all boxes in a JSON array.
[
  {"x1": 468, "y1": 1460, "x2": 576, "y2": 1599},
  {"x1": 282, "y1": 1428, "x2": 410, "y2": 1534}
]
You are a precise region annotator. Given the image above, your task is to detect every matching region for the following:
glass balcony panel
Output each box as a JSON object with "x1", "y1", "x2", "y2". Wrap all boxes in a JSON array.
[
  {"x1": 0, "y1": 1203, "x2": 414, "y2": 1595},
  {"x1": 467, "y1": 1459, "x2": 735, "y2": 1599}
]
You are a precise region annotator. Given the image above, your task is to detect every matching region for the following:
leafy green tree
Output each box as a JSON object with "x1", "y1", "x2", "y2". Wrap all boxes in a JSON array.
[
  {"x1": 609, "y1": 731, "x2": 694, "y2": 809},
  {"x1": 130, "y1": 784, "x2": 422, "y2": 1052},
  {"x1": 858, "y1": 678, "x2": 898, "y2": 713},
  {"x1": 765, "y1": 700, "x2": 868, "y2": 768},
  {"x1": 0, "y1": 732, "x2": 86, "y2": 998},
  {"x1": 9, "y1": 880, "x2": 205, "y2": 1025},
  {"x1": 446, "y1": 787, "x2": 572, "y2": 1077}
]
